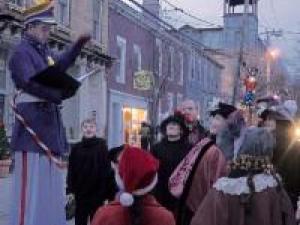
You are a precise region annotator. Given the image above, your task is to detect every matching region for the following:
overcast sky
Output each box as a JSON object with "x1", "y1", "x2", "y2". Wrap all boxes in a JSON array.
[
  {"x1": 124, "y1": 0, "x2": 300, "y2": 77},
  {"x1": 163, "y1": 0, "x2": 300, "y2": 78}
]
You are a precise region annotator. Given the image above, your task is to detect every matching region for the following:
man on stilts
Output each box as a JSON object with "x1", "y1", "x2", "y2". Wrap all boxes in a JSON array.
[{"x1": 8, "y1": 1, "x2": 90, "y2": 224}]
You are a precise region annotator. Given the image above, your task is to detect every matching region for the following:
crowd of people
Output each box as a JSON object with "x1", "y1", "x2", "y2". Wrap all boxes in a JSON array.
[
  {"x1": 67, "y1": 98, "x2": 300, "y2": 225},
  {"x1": 5, "y1": 1, "x2": 300, "y2": 225}
]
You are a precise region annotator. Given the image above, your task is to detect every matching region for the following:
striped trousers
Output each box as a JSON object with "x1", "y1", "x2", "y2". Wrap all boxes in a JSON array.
[{"x1": 10, "y1": 152, "x2": 66, "y2": 225}]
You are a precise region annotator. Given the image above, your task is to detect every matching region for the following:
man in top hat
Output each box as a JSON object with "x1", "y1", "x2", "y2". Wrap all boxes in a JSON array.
[
  {"x1": 258, "y1": 99, "x2": 300, "y2": 209},
  {"x1": 212, "y1": 102, "x2": 247, "y2": 160},
  {"x1": 151, "y1": 113, "x2": 192, "y2": 213},
  {"x1": 256, "y1": 95, "x2": 281, "y2": 127},
  {"x1": 9, "y1": 1, "x2": 90, "y2": 225}
]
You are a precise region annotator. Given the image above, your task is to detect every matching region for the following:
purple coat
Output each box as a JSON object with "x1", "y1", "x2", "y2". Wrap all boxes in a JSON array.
[{"x1": 9, "y1": 34, "x2": 83, "y2": 156}]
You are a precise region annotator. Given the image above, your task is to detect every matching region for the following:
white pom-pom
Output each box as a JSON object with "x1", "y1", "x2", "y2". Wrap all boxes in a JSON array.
[{"x1": 120, "y1": 192, "x2": 134, "y2": 207}]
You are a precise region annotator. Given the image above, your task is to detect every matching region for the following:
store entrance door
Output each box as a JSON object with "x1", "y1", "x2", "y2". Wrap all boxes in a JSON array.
[{"x1": 122, "y1": 107, "x2": 147, "y2": 147}]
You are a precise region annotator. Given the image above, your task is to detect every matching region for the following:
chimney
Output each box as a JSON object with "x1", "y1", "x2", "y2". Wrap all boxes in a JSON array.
[{"x1": 142, "y1": 0, "x2": 160, "y2": 17}]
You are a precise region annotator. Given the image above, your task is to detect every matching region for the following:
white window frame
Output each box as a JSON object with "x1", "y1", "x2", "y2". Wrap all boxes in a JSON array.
[
  {"x1": 197, "y1": 101, "x2": 201, "y2": 120},
  {"x1": 177, "y1": 93, "x2": 183, "y2": 107},
  {"x1": 57, "y1": 0, "x2": 70, "y2": 26},
  {"x1": 168, "y1": 46, "x2": 174, "y2": 81},
  {"x1": 208, "y1": 63, "x2": 213, "y2": 90},
  {"x1": 156, "y1": 39, "x2": 162, "y2": 77},
  {"x1": 116, "y1": 36, "x2": 127, "y2": 84},
  {"x1": 133, "y1": 44, "x2": 142, "y2": 72},
  {"x1": 158, "y1": 99, "x2": 162, "y2": 123},
  {"x1": 201, "y1": 56, "x2": 205, "y2": 88},
  {"x1": 191, "y1": 51, "x2": 196, "y2": 81},
  {"x1": 92, "y1": 0, "x2": 103, "y2": 42},
  {"x1": 179, "y1": 52, "x2": 184, "y2": 85},
  {"x1": 203, "y1": 59, "x2": 207, "y2": 89},
  {"x1": 188, "y1": 53, "x2": 192, "y2": 81},
  {"x1": 0, "y1": 57, "x2": 6, "y2": 90},
  {"x1": 167, "y1": 92, "x2": 174, "y2": 113},
  {"x1": 10, "y1": 0, "x2": 24, "y2": 7},
  {"x1": 196, "y1": 56, "x2": 200, "y2": 81}
]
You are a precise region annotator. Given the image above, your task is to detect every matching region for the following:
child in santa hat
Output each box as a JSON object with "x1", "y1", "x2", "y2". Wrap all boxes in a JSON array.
[{"x1": 91, "y1": 145, "x2": 175, "y2": 225}]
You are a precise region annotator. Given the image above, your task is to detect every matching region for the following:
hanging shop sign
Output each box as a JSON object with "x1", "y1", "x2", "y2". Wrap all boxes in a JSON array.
[{"x1": 133, "y1": 70, "x2": 153, "y2": 91}]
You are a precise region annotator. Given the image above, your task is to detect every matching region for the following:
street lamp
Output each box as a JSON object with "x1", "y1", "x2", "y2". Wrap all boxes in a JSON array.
[{"x1": 266, "y1": 48, "x2": 280, "y2": 95}]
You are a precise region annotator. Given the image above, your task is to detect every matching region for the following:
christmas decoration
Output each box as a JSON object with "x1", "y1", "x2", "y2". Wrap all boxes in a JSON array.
[{"x1": 242, "y1": 64, "x2": 257, "y2": 106}]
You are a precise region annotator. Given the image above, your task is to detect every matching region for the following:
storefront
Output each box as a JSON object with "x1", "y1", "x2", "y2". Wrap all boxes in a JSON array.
[
  {"x1": 108, "y1": 90, "x2": 148, "y2": 148},
  {"x1": 123, "y1": 107, "x2": 147, "y2": 146}
]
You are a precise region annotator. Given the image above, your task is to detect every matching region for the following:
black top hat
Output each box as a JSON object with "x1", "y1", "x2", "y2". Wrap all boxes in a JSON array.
[
  {"x1": 210, "y1": 102, "x2": 237, "y2": 119},
  {"x1": 108, "y1": 145, "x2": 125, "y2": 163},
  {"x1": 30, "y1": 66, "x2": 81, "y2": 99},
  {"x1": 160, "y1": 114, "x2": 189, "y2": 137},
  {"x1": 0, "y1": 14, "x2": 16, "y2": 21}
]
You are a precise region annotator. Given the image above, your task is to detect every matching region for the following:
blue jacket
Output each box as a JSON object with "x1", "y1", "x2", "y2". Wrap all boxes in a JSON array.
[{"x1": 9, "y1": 34, "x2": 84, "y2": 155}]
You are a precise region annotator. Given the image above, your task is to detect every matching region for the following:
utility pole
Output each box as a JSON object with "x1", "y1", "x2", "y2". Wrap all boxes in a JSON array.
[{"x1": 232, "y1": 0, "x2": 248, "y2": 105}]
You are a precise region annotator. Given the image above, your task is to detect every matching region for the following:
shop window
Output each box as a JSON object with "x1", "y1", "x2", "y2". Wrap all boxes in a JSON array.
[{"x1": 122, "y1": 107, "x2": 147, "y2": 147}]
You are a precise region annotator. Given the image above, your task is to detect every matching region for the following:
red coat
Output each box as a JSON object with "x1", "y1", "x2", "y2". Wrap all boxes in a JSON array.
[{"x1": 91, "y1": 195, "x2": 175, "y2": 225}]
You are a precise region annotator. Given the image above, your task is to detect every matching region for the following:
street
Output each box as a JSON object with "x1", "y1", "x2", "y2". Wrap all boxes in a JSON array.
[{"x1": 0, "y1": 172, "x2": 75, "y2": 225}]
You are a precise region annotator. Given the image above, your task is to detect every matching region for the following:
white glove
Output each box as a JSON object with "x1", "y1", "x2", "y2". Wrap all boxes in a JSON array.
[{"x1": 67, "y1": 194, "x2": 75, "y2": 203}]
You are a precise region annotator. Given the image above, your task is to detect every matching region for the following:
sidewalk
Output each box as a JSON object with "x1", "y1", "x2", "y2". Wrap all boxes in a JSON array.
[{"x1": 0, "y1": 173, "x2": 74, "y2": 225}]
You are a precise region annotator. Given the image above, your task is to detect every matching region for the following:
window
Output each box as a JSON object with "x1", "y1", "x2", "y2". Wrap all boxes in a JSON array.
[
  {"x1": 57, "y1": 0, "x2": 70, "y2": 26},
  {"x1": 116, "y1": 36, "x2": 126, "y2": 83},
  {"x1": 0, "y1": 94, "x2": 4, "y2": 122},
  {"x1": 201, "y1": 57, "x2": 205, "y2": 87},
  {"x1": 10, "y1": 0, "x2": 24, "y2": 7},
  {"x1": 179, "y1": 52, "x2": 184, "y2": 85},
  {"x1": 191, "y1": 51, "x2": 196, "y2": 81},
  {"x1": 133, "y1": 44, "x2": 142, "y2": 74},
  {"x1": 168, "y1": 47, "x2": 174, "y2": 80},
  {"x1": 195, "y1": 56, "x2": 200, "y2": 81},
  {"x1": 167, "y1": 93, "x2": 174, "y2": 113},
  {"x1": 188, "y1": 54, "x2": 192, "y2": 81},
  {"x1": 197, "y1": 101, "x2": 201, "y2": 119},
  {"x1": 203, "y1": 59, "x2": 208, "y2": 89},
  {"x1": 93, "y1": 0, "x2": 102, "y2": 41},
  {"x1": 158, "y1": 99, "x2": 162, "y2": 123},
  {"x1": 0, "y1": 57, "x2": 6, "y2": 89},
  {"x1": 155, "y1": 39, "x2": 162, "y2": 77},
  {"x1": 207, "y1": 62, "x2": 211, "y2": 90},
  {"x1": 177, "y1": 93, "x2": 183, "y2": 107}
]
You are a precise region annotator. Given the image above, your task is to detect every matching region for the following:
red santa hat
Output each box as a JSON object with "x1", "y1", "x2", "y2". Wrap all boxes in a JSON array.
[{"x1": 115, "y1": 145, "x2": 159, "y2": 207}]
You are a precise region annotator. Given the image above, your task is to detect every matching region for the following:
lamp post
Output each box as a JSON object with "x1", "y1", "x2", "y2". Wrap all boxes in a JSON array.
[{"x1": 266, "y1": 48, "x2": 280, "y2": 95}]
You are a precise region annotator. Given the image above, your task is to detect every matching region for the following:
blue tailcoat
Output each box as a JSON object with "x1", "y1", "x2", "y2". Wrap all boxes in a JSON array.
[{"x1": 9, "y1": 34, "x2": 83, "y2": 156}]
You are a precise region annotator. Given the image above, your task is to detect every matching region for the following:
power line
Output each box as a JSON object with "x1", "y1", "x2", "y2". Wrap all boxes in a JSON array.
[
  {"x1": 161, "y1": 0, "x2": 222, "y2": 28},
  {"x1": 125, "y1": 0, "x2": 227, "y2": 56},
  {"x1": 269, "y1": 0, "x2": 280, "y2": 27}
]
